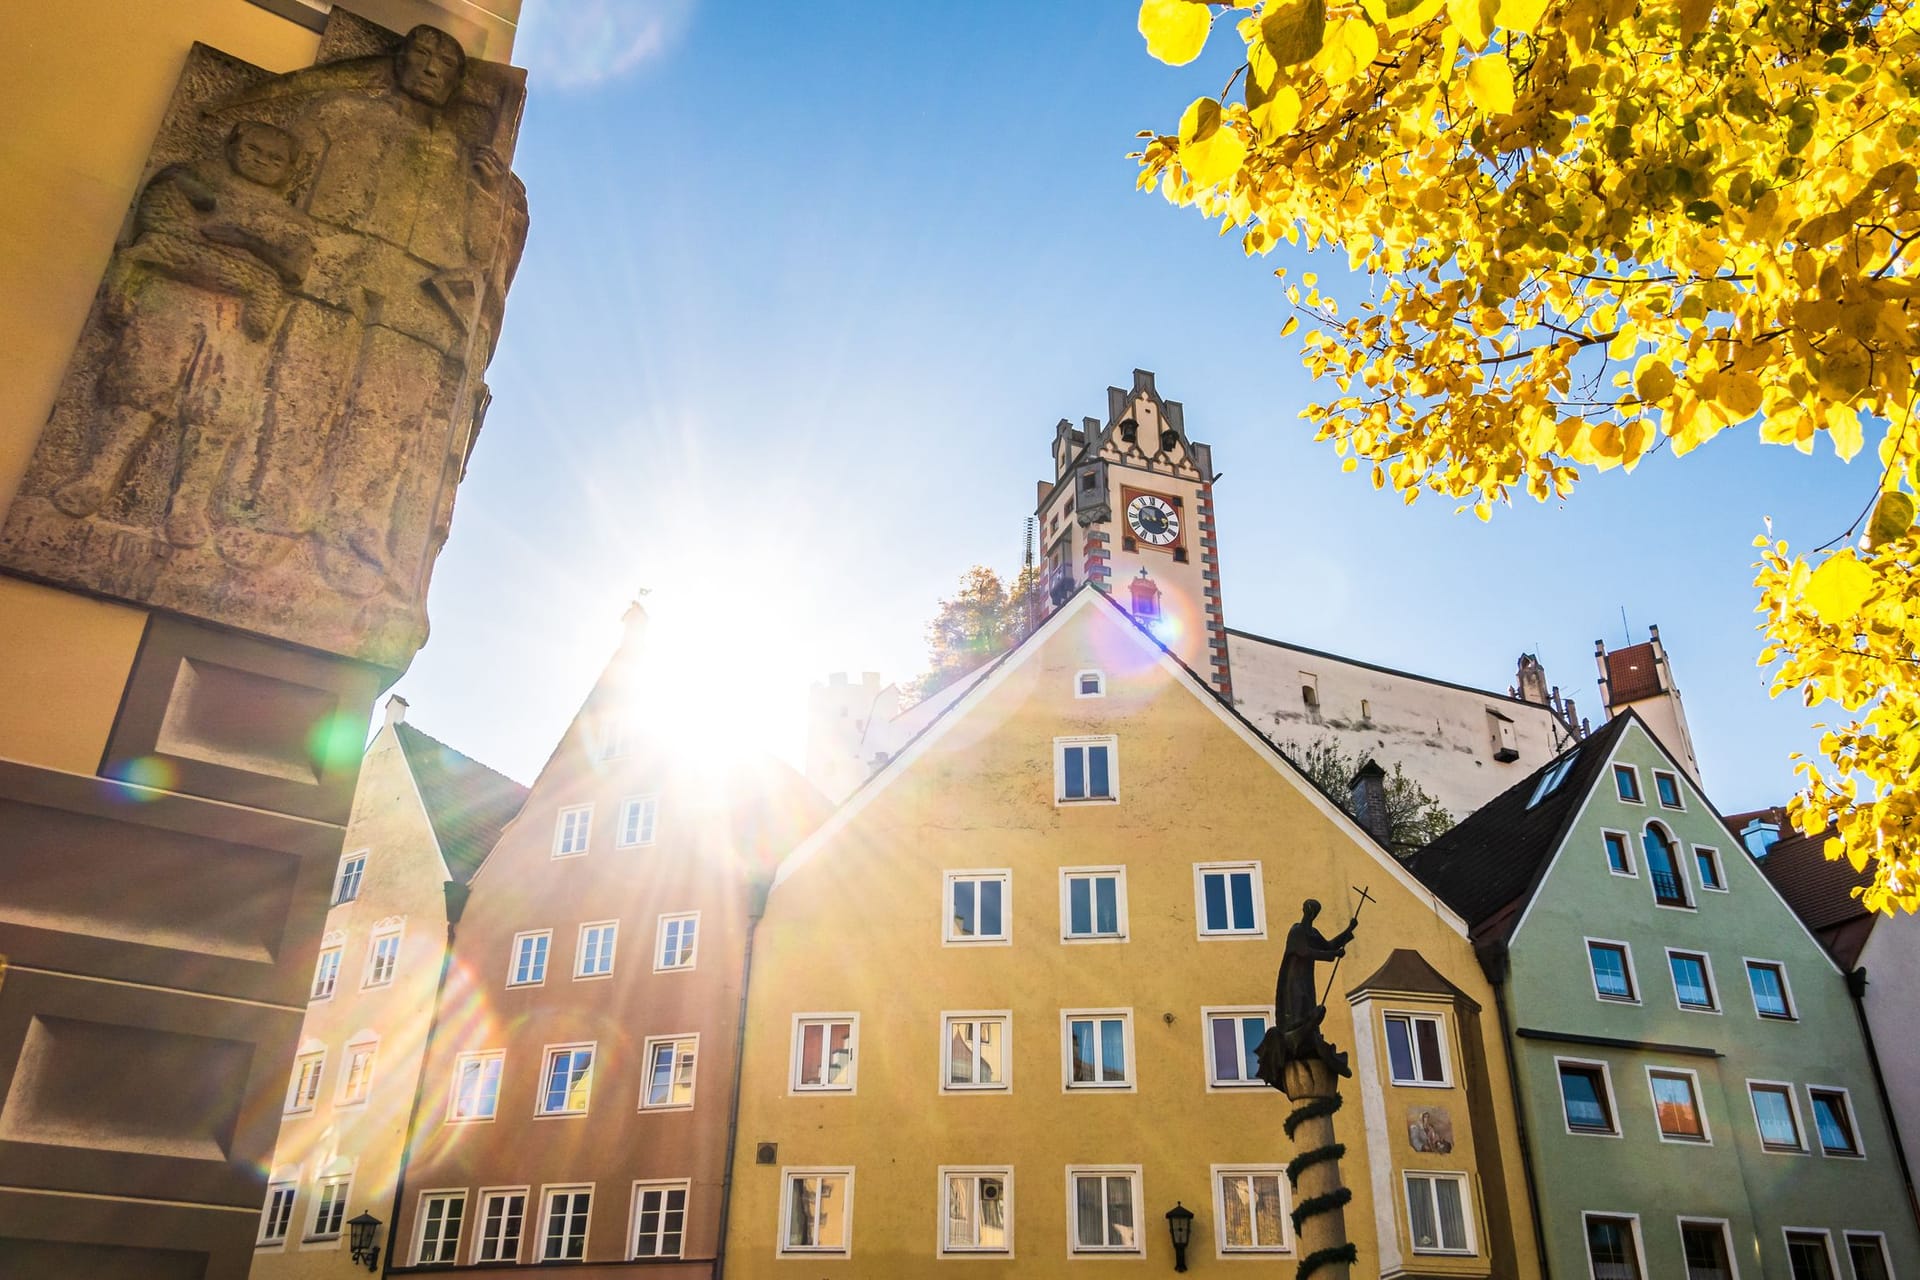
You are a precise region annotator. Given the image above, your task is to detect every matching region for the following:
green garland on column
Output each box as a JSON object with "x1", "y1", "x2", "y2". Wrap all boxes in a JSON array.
[{"x1": 1284, "y1": 1089, "x2": 1355, "y2": 1280}]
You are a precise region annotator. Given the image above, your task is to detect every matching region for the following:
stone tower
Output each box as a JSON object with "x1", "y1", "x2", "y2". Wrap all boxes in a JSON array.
[
  {"x1": 1033, "y1": 369, "x2": 1230, "y2": 694},
  {"x1": 1596, "y1": 625, "x2": 1700, "y2": 779}
]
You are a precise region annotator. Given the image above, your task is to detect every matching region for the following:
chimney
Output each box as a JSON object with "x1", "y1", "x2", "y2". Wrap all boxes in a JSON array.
[
  {"x1": 383, "y1": 694, "x2": 408, "y2": 728},
  {"x1": 1740, "y1": 815, "x2": 1783, "y2": 861},
  {"x1": 1350, "y1": 760, "x2": 1392, "y2": 848}
]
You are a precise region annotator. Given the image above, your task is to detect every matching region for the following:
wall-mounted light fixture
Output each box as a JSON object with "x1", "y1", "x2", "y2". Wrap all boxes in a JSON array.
[
  {"x1": 346, "y1": 1211, "x2": 382, "y2": 1272},
  {"x1": 1165, "y1": 1201, "x2": 1195, "y2": 1272}
]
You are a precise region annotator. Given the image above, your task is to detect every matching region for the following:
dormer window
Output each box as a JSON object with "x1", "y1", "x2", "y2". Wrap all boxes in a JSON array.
[{"x1": 1075, "y1": 670, "x2": 1105, "y2": 699}]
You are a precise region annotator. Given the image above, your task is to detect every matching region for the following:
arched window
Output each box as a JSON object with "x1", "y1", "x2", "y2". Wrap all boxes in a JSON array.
[{"x1": 1642, "y1": 824, "x2": 1689, "y2": 908}]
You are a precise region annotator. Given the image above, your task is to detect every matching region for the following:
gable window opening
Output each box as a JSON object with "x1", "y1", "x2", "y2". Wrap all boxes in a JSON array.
[
  {"x1": 1196, "y1": 863, "x2": 1264, "y2": 937},
  {"x1": 782, "y1": 1170, "x2": 851, "y2": 1254},
  {"x1": 414, "y1": 1191, "x2": 466, "y2": 1265},
  {"x1": 553, "y1": 804, "x2": 592, "y2": 857},
  {"x1": 364, "y1": 928, "x2": 402, "y2": 987},
  {"x1": 793, "y1": 1017, "x2": 857, "y2": 1091},
  {"x1": 1066, "y1": 1011, "x2": 1132, "y2": 1088},
  {"x1": 1208, "y1": 1010, "x2": 1272, "y2": 1088},
  {"x1": 1654, "y1": 770, "x2": 1684, "y2": 809},
  {"x1": 1062, "y1": 868, "x2": 1126, "y2": 940},
  {"x1": 333, "y1": 851, "x2": 367, "y2": 905},
  {"x1": 1649, "y1": 1069, "x2": 1708, "y2": 1142},
  {"x1": 618, "y1": 795, "x2": 657, "y2": 847},
  {"x1": 1384, "y1": 1011, "x2": 1448, "y2": 1086},
  {"x1": 942, "y1": 1169, "x2": 1010, "y2": 1254},
  {"x1": 1642, "y1": 825, "x2": 1690, "y2": 907},
  {"x1": 631, "y1": 1182, "x2": 688, "y2": 1259},
  {"x1": 1693, "y1": 845, "x2": 1725, "y2": 891},
  {"x1": 509, "y1": 930, "x2": 551, "y2": 986},
  {"x1": 1075, "y1": 670, "x2": 1106, "y2": 698},
  {"x1": 944, "y1": 1014, "x2": 1008, "y2": 1090},
  {"x1": 1587, "y1": 941, "x2": 1637, "y2": 1003},
  {"x1": 1668, "y1": 951, "x2": 1717, "y2": 1011},
  {"x1": 1603, "y1": 831, "x2": 1635, "y2": 876},
  {"x1": 1613, "y1": 764, "x2": 1643, "y2": 803},
  {"x1": 1403, "y1": 1172, "x2": 1473, "y2": 1255},
  {"x1": 946, "y1": 871, "x2": 1009, "y2": 943},
  {"x1": 542, "y1": 1186, "x2": 591, "y2": 1262},
  {"x1": 1070, "y1": 1169, "x2": 1141, "y2": 1253},
  {"x1": 1056, "y1": 736, "x2": 1117, "y2": 803},
  {"x1": 1746, "y1": 960, "x2": 1794, "y2": 1020},
  {"x1": 475, "y1": 1189, "x2": 528, "y2": 1264},
  {"x1": 1810, "y1": 1087, "x2": 1861, "y2": 1156}
]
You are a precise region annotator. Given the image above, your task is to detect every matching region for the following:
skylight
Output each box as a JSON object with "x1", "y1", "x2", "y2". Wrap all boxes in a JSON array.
[{"x1": 1526, "y1": 753, "x2": 1578, "y2": 809}]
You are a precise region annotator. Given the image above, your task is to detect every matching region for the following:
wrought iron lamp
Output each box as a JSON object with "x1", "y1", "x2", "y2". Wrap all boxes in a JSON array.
[
  {"x1": 1165, "y1": 1201, "x2": 1195, "y2": 1272},
  {"x1": 346, "y1": 1211, "x2": 382, "y2": 1272}
]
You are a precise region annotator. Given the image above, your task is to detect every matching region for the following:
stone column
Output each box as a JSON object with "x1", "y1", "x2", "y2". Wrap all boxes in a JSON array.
[{"x1": 1283, "y1": 1060, "x2": 1357, "y2": 1280}]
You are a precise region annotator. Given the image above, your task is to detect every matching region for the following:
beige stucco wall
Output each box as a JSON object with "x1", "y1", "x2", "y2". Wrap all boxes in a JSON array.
[{"x1": 1859, "y1": 914, "x2": 1920, "y2": 1188}]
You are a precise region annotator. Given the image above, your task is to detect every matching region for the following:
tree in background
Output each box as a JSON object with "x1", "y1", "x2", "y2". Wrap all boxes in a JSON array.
[
  {"x1": 907, "y1": 565, "x2": 1043, "y2": 703},
  {"x1": 1134, "y1": 0, "x2": 1920, "y2": 909},
  {"x1": 1284, "y1": 735, "x2": 1455, "y2": 858}
]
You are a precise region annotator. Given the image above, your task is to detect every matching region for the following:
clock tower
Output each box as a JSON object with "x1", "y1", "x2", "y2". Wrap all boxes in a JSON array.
[{"x1": 1033, "y1": 369, "x2": 1230, "y2": 695}]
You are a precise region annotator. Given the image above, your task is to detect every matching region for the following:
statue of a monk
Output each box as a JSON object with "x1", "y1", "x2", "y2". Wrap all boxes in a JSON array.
[{"x1": 1257, "y1": 898, "x2": 1358, "y2": 1087}]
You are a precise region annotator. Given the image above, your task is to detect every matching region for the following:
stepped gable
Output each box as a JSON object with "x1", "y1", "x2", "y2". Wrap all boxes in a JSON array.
[{"x1": 393, "y1": 719, "x2": 528, "y2": 884}]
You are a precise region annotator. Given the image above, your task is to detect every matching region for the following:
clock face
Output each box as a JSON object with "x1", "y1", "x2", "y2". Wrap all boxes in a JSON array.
[{"x1": 1127, "y1": 493, "x2": 1180, "y2": 546}]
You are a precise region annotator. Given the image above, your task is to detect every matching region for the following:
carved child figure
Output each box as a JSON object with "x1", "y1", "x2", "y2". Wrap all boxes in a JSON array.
[{"x1": 54, "y1": 120, "x2": 315, "y2": 548}]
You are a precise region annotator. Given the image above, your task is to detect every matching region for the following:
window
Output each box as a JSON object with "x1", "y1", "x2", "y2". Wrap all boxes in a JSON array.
[
  {"x1": 780, "y1": 1169, "x2": 852, "y2": 1254},
  {"x1": 1584, "y1": 1214, "x2": 1644, "y2": 1280},
  {"x1": 474, "y1": 1188, "x2": 527, "y2": 1263},
  {"x1": 1206, "y1": 1008, "x2": 1272, "y2": 1088},
  {"x1": 1404, "y1": 1172, "x2": 1473, "y2": 1255},
  {"x1": 337, "y1": 1039, "x2": 376, "y2": 1106},
  {"x1": 576, "y1": 921, "x2": 618, "y2": 978},
  {"x1": 553, "y1": 804, "x2": 592, "y2": 857},
  {"x1": 1195, "y1": 862, "x2": 1265, "y2": 937},
  {"x1": 642, "y1": 1036, "x2": 697, "y2": 1110},
  {"x1": 1529, "y1": 754, "x2": 1578, "y2": 807},
  {"x1": 311, "y1": 1175, "x2": 350, "y2": 1240},
  {"x1": 540, "y1": 1186, "x2": 592, "y2": 1261},
  {"x1": 1649, "y1": 1068, "x2": 1709, "y2": 1142},
  {"x1": 1603, "y1": 831, "x2": 1635, "y2": 876},
  {"x1": 1556, "y1": 1059, "x2": 1617, "y2": 1135},
  {"x1": 1644, "y1": 825, "x2": 1690, "y2": 906},
  {"x1": 333, "y1": 851, "x2": 366, "y2": 904},
  {"x1": 1680, "y1": 1220, "x2": 1735, "y2": 1280},
  {"x1": 1846, "y1": 1233, "x2": 1894, "y2": 1280},
  {"x1": 1063, "y1": 1010, "x2": 1133, "y2": 1089},
  {"x1": 1746, "y1": 960, "x2": 1794, "y2": 1019},
  {"x1": 940, "y1": 1168, "x2": 1011, "y2": 1254},
  {"x1": 414, "y1": 1191, "x2": 466, "y2": 1264},
  {"x1": 508, "y1": 930, "x2": 550, "y2": 986},
  {"x1": 1075, "y1": 670, "x2": 1105, "y2": 698},
  {"x1": 630, "y1": 1181, "x2": 688, "y2": 1259},
  {"x1": 656, "y1": 912, "x2": 698, "y2": 971},
  {"x1": 942, "y1": 1013, "x2": 1009, "y2": 1091},
  {"x1": 1785, "y1": 1230, "x2": 1838, "y2": 1280},
  {"x1": 364, "y1": 926, "x2": 401, "y2": 988},
  {"x1": 450, "y1": 1051, "x2": 503, "y2": 1121},
  {"x1": 945, "y1": 870, "x2": 1010, "y2": 944},
  {"x1": 1667, "y1": 950, "x2": 1717, "y2": 1011},
  {"x1": 1588, "y1": 941, "x2": 1638, "y2": 1002},
  {"x1": 1055, "y1": 736, "x2": 1117, "y2": 803},
  {"x1": 1068, "y1": 1167, "x2": 1141, "y2": 1253},
  {"x1": 1614, "y1": 765, "x2": 1643, "y2": 802},
  {"x1": 259, "y1": 1181, "x2": 296, "y2": 1245},
  {"x1": 287, "y1": 1049, "x2": 324, "y2": 1113},
  {"x1": 1694, "y1": 846, "x2": 1725, "y2": 891},
  {"x1": 310, "y1": 947, "x2": 341, "y2": 1001},
  {"x1": 617, "y1": 795, "x2": 657, "y2": 848},
  {"x1": 538, "y1": 1044, "x2": 594, "y2": 1116},
  {"x1": 1384, "y1": 1011, "x2": 1449, "y2": 1085},
  {"x1": 792, "y1": 1016, "x2": 857, "y2": 1092},
  {"x1": 1749, "y1": 1082, "x2": 1805, "y2": 1152},
  {"x1": 601, "y1": 717, "x2": 635, "y2": 759},
  {"x1": 1214, "y1": 1167, "x2": 1290, "y2": 1254},
  {"x1": 1809, "y1": 1087, "x2": 1861, "y2": 1156},
  {"x1": 1654, "y1": 770, "x2": 1684, "y2": 808},
  {"x1": 1061, "y1": 867, "x2": 1126, "y2": 941}
]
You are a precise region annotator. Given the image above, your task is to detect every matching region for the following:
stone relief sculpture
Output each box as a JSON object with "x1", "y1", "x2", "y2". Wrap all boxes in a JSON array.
[{"x1": 0, "y1": 10, "x2": 528, "y2": 668}]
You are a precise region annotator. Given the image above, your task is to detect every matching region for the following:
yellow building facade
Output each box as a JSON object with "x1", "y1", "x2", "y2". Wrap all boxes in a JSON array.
[{"x1": 724, "y1": 589, "x2": 1541, "y2": 1278}]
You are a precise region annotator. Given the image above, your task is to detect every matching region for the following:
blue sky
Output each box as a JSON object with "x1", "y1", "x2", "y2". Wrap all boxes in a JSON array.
[{"x1": 390, "y1": 1, "x2": 1877, "y2": 812}]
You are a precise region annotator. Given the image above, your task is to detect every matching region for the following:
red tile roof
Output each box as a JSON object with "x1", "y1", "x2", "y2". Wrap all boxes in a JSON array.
[{"x1": 1604, "y1": 642, "x2": 1663, "y2": 705}]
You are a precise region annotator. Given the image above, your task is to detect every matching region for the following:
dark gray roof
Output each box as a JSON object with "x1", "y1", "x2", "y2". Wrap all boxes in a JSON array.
[{"x1": 393, "y1": 721, "x2": 528, "y2": 885}]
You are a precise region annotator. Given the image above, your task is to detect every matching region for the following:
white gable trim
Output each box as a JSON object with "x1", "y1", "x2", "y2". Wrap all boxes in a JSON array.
[{"x1": 392, "y1": 724, "x2": 457, "y2": 885}]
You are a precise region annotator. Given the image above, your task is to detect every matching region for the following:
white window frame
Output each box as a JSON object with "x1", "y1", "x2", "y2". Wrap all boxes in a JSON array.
[
  {"x1": 310, "y1": 946, "x2": 342, "y2": 1001},
  {"x1": 655, "y1": 911, "x2": 699, "y2": 972},
  {"x1": 335, "y1": 1035, "x2": 378, "y2": 1107},
  {"x1": 471, "y1": 1186, "x2": 530, "y2": 1265},
  {"x1": 1582, "y1": 1211, "x2": 1647, "y2": 1280},
  {"x1": 1061, "y1": 1008, "x2": 1135, "y2": 1092},
  {"x1": 332, "y1": 850, "x2": 367, "y2": 905},
  {"x1": 778, "y1": 1167, "x2": 854, "y2": 1256},
  {"x1": 1665, "y1": 947, "x2": 1721, "y2": 1014},
  {"x1": 1675, "y1": 1218, "x2": 1739, "y2": 1280},
  {"x1": 1744, "y1": 958, "x2": 1797, "y2": 1021},
  {"x1": 553, "y1": 804, "x2": 593, "y2": 858},
  {"x1": 1553, "y1": 1055, "x2": 1622, "y2": 1139},
  {"x1": 536, "y1": 1042, "x2": 596, "y2": 1118},
  {"x1": 448, "y1": 1049, "x2": 504, "y2": 1122},
  {"x1": 944, "y1": 869, "x2": 1012, "y2": 946},
  {"x1": 629, "y1": 1179, "x2": 691, "y2": 1260},
  {"x1": 1807, "y1": 1084, "x2": 1866, "y2": 1158},
  {"x1": 538, "y1": 1183, "x2": 594, "y2": 1262},
  {"x1": 1693, "y1": 844, "x2": 1728, "y2": 892},
  {"x1": 1065, "y1": 1165, "x2": 1144, "y2": 1256},
  {"x1": 1211, "y1": 1164, "x2": 1294, "y2": 1256},
  {"x1": 1842, "y1": 1231, "x2": 1894, "y2": 1280},
  {"x1": 938, "y1": 1166, "x2": 1014, "y2": 1257},
  {"x1": 1193, "y1": 861, "x2": 1267, "y2": 939},
  {"x1": 1613, "y1": 763, "x2": 1644, "y2": 804},
  {"x1": 1053, "y1": 735, "x2": 1119, "y2": 805},
  {"x1": 1646, "y1": 1065, "x2": 1712, "y2": 1144},
  {"x1": 286, "y1": 1048, "x2": 325, "y2": 1114},
  {"x1": 940, "y1": 1010, "x2": 1012, "y2": 1093},
  {"x1": 259, "y1": 1180, "x2": 297, "y2": 1246},
  {"x1": 1748, "y1": 1079, "x2": 1810, "y2": 1154},
  {"x1": 1074, "y1": 669, "x2": 1106, "y2": 698},
  {"x1": 600, "y1": 716, "x2": 635, "y2": 760},
  {"x1": 1382, "y1": 1008, "x2": 1454, "y2": 1088},
  {"x1": 617, "y1": 794, "x2": 658, "y2": 848},
  {"x1": 1782, "y1": 1228, "x2": 1840, "y2": 1280},
  {"x1": 1402, "y1": 1170, "x2": 1476, "y2": 1256},
  {"x1": 1600, "y1": 828, "x2": 1638, "y2": 878},
  {"x1": 576, "y1": 920, "x2": 618, "y2": 979},
  {"x1": 412, "y1": 1188, "x2": 468, "y2": 1265},
  {"x1": 1585, "y1": 936, "x2": 1641, "y2": 1005},
  {"x1": 1059, "y1": 866, "x2": 1128, "y2": 942},
  {"x1": 790, "y1": 1014, "x2": 859, "y2": 1094},
  {"x1": 1653, "y1": 769, "x2": 1686, "y2": 810},
  {"x1": 309, "y1": 1172, "x2": 353, "y2": 1242},
  {"x1": 1202, "y1": 1005, "x2": 1273, "y2": 1091},
  {"x1": 639, "y1": 1034, "x2": 699, "y2": 1111},
  {"x1": 362, "y1": 924, "x2": 402, "y2": 989},
  {"x1": 507, "y1": 929, "x2": 551, "y2": 987}
]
